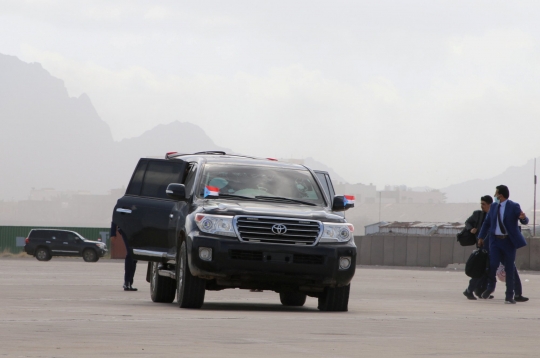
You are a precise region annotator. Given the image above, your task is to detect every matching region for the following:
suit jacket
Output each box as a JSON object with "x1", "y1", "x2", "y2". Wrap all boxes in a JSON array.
[
  {"x1": 464, "y1": 210, "x2": 485, "y2": 239},
  {"x1": 478, "y1": 200, "x2": 529, "y2": 249}
]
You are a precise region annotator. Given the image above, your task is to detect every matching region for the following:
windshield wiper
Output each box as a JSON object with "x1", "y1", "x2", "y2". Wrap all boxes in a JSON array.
[
  {"x1": 255, "y1": 196, "x2": 317, "y2": 206},
  {"x1": 205, "y1": 193, "x2": 257, "y2": 201}
]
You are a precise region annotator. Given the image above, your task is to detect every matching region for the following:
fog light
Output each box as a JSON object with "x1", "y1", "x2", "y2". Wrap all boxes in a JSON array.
[
  {"x1": 339, "y1": 256, "x2": 351, "y2": 270},
  {"x1": 199, "y1": 247, "x2": 212, "y2": 261}
]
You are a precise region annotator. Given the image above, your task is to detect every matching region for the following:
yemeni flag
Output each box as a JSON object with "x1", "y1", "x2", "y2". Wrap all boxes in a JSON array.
[
  {"x1": 343, "y1": 195, "x2": 355, "y2": 206},
  {"x1": 204, "y1": 185, "x2": 220, "y2": 198}
]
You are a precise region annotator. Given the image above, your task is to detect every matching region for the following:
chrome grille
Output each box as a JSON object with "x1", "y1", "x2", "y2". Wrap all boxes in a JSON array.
[{"x1": 234, "y1": 216, "x2": 322, "y2": 245}]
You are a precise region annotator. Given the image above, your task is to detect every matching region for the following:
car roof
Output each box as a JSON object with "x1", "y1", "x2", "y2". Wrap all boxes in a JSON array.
[
  {"x1": 31, "y1": 229, "x2": 79, "y2": 234},
  {"x1": 166, "y1": 152, "x2": 309, "y2": 170}
]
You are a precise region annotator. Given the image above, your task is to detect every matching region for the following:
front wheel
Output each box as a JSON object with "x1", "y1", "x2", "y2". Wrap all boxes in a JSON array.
[
  {"x1": 82, "y1": 249, "x2": 98, "y2": 262},
  {"x1": 176, "y1": 241, "x2": 206, "y2": 308},
  {"x1": 318, "y1": 284, "x2": 350, "y2": 312},
  {"x1": 279, "y1": 291, "x2": 307, "y2": 306},
  {"x1": 150, "y1": 262, "x2": 176, "y2": 303}
]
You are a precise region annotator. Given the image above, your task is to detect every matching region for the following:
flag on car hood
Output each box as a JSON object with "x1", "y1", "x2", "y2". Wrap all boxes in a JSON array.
[{"x1": 204, "y1": 185, "x2": 220, "y2": 198}]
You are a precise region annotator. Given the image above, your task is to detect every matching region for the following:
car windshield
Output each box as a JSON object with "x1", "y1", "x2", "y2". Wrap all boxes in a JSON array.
[{"x1": 198, "y1": 164, "x2": 326, "y2": 206}]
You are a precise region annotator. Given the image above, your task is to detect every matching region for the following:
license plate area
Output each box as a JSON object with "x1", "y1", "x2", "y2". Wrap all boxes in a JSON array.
[{"x1": 263, "y1": 252, "x2": 292, "y2": 263}]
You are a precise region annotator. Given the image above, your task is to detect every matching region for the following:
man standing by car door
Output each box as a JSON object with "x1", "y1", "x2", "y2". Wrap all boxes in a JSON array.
[
  {"x1": 478, "y1": 185, "x2": 529, "y2": 304},
  {"x1": 110, "y1": 222, "x2": 137, "y2": 291}
]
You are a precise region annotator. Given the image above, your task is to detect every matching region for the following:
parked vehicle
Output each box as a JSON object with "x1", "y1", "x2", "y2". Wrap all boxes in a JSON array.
[
  {"x1": 113, "y1": 151, "x2": 356, "y2": 311},
  {"x1": 24, "y1": 229, "x2": 107, "y2": 262}
]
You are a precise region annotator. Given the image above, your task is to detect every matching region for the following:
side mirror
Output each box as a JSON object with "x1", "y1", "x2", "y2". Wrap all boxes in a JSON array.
[
  {"x1": 332, "y1": 195, "x2": 355, "y2": 211},
  {"x1": 166, "y1": 183, "x2": 187, "y2": 201}
]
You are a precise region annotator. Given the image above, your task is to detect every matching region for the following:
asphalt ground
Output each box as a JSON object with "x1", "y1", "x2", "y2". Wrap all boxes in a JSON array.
[{"x1": 1, "y1": 258, "x2": 539, "y2": 358}]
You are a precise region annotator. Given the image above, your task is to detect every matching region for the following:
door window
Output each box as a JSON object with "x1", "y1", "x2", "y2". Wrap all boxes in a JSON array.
[
  {"x1": 126, "y1": 159, "x2": 148, "y2": 196},
  {"x1": 315, "y1": 172, "x2": 334, "y2": 201},
  {"x1": 54, "y1": 231, "x2": 68, "y2": 241},
  {"x1": 184, "y1": 163, "x2": 198, "y2": 196},
  {"x1": 65, "y1": 232, "x2": 78, "y2": 242},
  {"x1": 140, "y1": 161, "x2": 184, "y2": 199}
]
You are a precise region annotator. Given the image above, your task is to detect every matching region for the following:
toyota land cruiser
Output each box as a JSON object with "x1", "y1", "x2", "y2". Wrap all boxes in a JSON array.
[{"x1": 112, "y1": 152, "x2": 356, "y2": 311}]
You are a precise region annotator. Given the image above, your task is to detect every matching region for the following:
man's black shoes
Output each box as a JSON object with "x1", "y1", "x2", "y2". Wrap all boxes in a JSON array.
[
  {"x1": 123, "y1": 283, "x2": 138, "y2": 291},
  {"x1": 505, "y1": 298, "x2": 517, "y2": 304},
  {"x1": 474, "y1": 289, "x2": 493, "y2": 299},
  {"x1": 515, "y1": 295, "x2": 529, "y2": 302},
  {"x1": 463, "y1": 290, "x2": 477, "y2": 300},
  {"x1": 481, "y1": 289, "x2": 495, "y2": 299}
]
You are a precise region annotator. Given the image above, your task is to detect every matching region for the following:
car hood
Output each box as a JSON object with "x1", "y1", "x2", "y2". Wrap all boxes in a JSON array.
[
  {"x1": 84, "y1": 240, "x2": 105, "y2": 245},
  {"x1": 199, "y1": 199, "x2": 345, "y2": 222}
]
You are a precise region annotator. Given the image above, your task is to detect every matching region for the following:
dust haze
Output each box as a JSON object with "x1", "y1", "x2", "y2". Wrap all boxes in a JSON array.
[{"x1": 1, "y1": 1, "x2": 539, "y2": 232}]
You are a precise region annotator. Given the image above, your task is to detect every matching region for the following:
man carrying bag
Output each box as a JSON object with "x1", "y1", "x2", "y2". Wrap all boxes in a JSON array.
[{"x1": 463, "y1": 196, "x2": 492, "y2": 299}]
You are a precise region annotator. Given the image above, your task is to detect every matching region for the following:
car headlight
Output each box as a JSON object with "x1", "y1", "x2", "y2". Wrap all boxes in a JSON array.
[
  {"x1": 319, "y1": 223, "x2": 354, "y2": 243},
  {"x1": 95, "y1": 243, "x2": 106, "y2": 249},
  {"x1": 195, "y1": 214, "x2": 236, "y2": 237}
]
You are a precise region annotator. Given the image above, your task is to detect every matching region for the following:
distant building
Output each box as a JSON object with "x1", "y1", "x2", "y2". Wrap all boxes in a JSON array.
[
  {"x1": 334, "y1": 183, "x2": 377, "y2": 204},
  {"x1": 379, "y1": 185, "x2": 446, "y2": 204},
  {"x1": 365, "y1": 221, "x2": 464, "y2": 236},
  {"x1": 365, "y1": 221, "x2": 389, "y2": 235}
]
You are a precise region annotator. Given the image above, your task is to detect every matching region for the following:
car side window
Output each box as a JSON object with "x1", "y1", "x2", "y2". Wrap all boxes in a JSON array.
[
  {"x1": 140, "y1": 161, "x2": 185, "y2": 199},
  {"x1": 44, "y1": 231, "x2": 55, "y2": 241},
  {"x1": 126, "y1": 159, "x2": 148, "y2": 196},
  {"x1": 183, "y1": 163, "x2": 198, "y2": 196},
  {"x1": 315, "y1": 172, "x2": 332, "y2": 200},
  {"x1": 55, "y1": 232, "x2": 67, "y2": 241},
  {"x1": 65, "y1": 233, "x2": 77, "y2": 242},
  {"x1": 324, "y1": 174, "x2": 336, "y2": 198},
  {"x1": 32, "y1": 230, "x2": 48, "y2": 240}
]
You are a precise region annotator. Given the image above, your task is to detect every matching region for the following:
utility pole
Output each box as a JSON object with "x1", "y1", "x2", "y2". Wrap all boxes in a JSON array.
[
  {"x1": 378, "y1": 191, "x2": 382, "y2": 223},
  {"x1": 534, "y1": 158, "x2": 537, "y2": 237}
]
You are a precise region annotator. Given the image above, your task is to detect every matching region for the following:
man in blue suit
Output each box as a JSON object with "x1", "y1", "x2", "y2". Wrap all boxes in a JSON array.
[{"x1": 478, "y1": 185, "x2": 529, "y2": 304}]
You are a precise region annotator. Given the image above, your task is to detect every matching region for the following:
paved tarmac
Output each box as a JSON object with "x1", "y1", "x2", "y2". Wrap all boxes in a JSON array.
[{"x1": 1, "y1": 258, "x2": 539, "y2": 357}]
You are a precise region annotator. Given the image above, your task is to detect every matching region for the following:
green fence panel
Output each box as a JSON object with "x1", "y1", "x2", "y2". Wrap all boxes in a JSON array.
[{"x1": 0, "y1": 226, "x2": 110, "y2": 255}]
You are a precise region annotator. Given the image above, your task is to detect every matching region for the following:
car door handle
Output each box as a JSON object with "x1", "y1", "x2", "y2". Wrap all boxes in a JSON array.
[
  {"x1": 46, "y1": 241, "x2": 51, "y2": 243},
  {"x1": 63, "y1": 242, "x2": 68, "y2": 244},
  {"x1": 116, "y1": 208, "x2": 132, "y2": 214}
]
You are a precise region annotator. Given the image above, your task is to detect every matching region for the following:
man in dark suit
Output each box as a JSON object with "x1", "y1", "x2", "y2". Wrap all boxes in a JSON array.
[
  {"x1": 463, "y1": 195, "x2": 492, "y2": 300},
  {"x1": 478, "y1": 185, "x2": 529, "y2": 304}
]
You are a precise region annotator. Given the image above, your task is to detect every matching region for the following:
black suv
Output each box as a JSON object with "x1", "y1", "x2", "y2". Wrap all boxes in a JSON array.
[
  {"x1": 113, "y1": 152, "x2": 356, "y2": 311},
  {"x1": 24, "y1": 229, "x2": 108, "y2": 262}
]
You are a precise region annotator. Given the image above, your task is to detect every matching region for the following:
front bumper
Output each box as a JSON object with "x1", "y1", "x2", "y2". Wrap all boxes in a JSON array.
[{"x1": 187, "y1": 233, "x2": 356, "y2": 289}]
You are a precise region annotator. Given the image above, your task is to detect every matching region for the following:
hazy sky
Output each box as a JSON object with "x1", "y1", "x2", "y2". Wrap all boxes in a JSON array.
[{"x1": 2, "y1": 1, "x2": 540, "y2": 189}]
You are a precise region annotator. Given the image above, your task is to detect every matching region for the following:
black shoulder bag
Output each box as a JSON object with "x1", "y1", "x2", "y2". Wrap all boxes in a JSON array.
[
  {"x1": 465, "y1": 247, "x2": 489, "y2": 278},
  {"x1": 457, "y1": 212, "x2": 484, "y2": 247}
]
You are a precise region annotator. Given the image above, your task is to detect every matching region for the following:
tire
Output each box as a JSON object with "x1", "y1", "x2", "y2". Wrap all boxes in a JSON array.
[
  {"x1": 176, "y1": 241, "x2": 206, "y2": 308},
  {"x1": 82, "y1": 249, "x2": 98, "y2": 262},
  {"x1": 279, "y1": 291, "x2": 307, "y2": 306},
  {"x1": 150, "y1": 262, "x2": 176, "y2": 303},
  {"x1": 317, "y1": 284, "x2": 350, "y2": 312},
  {"x1": 35, "y1": 247, "x2": 51, "y2": 261}
]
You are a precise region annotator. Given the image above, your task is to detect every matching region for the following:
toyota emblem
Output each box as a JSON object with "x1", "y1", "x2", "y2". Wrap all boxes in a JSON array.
[{"x1": 271, "y1": 224, "x2": 288, "y2": 235}]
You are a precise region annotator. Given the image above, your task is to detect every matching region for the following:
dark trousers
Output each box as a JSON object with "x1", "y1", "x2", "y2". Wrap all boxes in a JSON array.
[
  {"x1": 119, "y1": 229, "x2": 137, "y2": 285},
  {"x1": 468, "y1": 275, "x2": 487, "y2": 294},
  {"x1": 487, "y1": 238, "x2": 517, "y2": 300}
]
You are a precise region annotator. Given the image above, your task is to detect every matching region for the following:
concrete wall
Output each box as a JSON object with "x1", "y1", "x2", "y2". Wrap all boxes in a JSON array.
[{"x1": 355, "y1": 235, "x2": 540, "y2": 270}]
